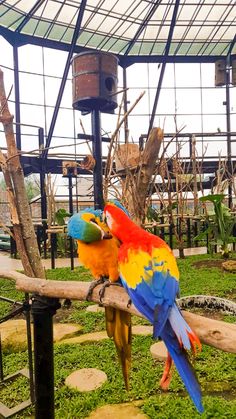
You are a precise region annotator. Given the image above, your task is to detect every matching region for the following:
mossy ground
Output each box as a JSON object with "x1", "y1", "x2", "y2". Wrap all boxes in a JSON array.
[{"x1": 0, "y1": 254, "x2": 235, "y2": 418}]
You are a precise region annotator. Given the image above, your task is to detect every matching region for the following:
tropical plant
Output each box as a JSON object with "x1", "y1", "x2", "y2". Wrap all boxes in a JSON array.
[
  {"x1": 195, "y1": 194, "x2": 236, "y2": 258},
  {"x1": 54, "y1": 208, "x2": 71, "y2": 225},
  {"x1": 146, "y1": 205, "x2": 160, "y2": 223}
]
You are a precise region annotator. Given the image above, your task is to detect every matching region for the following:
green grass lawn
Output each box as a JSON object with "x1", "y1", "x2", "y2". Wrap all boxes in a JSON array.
[{"x1": 0, "y1": 254, "x2": 236, "y2": 418}]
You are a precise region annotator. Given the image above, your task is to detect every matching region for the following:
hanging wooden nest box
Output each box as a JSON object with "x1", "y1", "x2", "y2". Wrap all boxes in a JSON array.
[
  {"x1": 71, "y1": 51, "x2": 118, "y2": 114},
  {"x1": 115, "y1": 143, "x2": 140, "y2": 173},
  {"x1": 215, "y1": 59, "x2": 226, "y2": 86}
]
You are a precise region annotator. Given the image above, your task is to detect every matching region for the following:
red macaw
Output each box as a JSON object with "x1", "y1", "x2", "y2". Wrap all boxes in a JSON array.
[
  {"x1": 104, "y1": 202, "x2": 203, "y2": 413},
  {"x1": 68, "y1": 209, "x2": 131, "y2": 390}
]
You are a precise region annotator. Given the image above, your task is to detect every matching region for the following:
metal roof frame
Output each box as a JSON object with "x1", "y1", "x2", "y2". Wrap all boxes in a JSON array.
[{"x1": 0, "y1": 1, "x2": 235, "y2": 65}]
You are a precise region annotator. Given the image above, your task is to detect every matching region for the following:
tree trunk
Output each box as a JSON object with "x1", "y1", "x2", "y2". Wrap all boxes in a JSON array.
[
  {"x1": 0, "y1": 67, "x2": 45, "y2": 278},
  {"x1": 121, "y1": 128, "x2": 163, "y2": 225}
]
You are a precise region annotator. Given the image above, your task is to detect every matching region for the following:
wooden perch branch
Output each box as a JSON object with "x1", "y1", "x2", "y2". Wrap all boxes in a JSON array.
[{"x1": 1, "y1": 269, "x2": 235, "y2": 354}]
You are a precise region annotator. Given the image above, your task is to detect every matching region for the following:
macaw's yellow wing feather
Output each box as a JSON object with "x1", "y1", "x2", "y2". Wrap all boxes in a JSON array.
[{"x1": 105, "y1": 306, "x2": 131, "y2": 390}]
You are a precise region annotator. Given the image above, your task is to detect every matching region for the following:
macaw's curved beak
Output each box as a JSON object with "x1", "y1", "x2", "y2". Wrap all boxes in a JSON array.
[{"x1": 102, "y1": 231, "x2": 113, "y2": 240}]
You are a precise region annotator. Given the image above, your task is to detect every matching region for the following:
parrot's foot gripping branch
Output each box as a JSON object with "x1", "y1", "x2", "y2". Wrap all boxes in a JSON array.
[
  {"x1": 99, "y1": 281, "x2": 122, "y2": 302},
  {"x1": 86, "y1": 277, "x2": 108, "y2": 301},
  {"x1": 127, "y1": 298, "x2": 132, "y2": 308}
]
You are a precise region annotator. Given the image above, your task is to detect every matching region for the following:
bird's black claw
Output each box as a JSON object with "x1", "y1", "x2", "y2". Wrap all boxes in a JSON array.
[
  {"x1": 99, "y1": 281, "x2": 123, "y2": 303},
  {"x1": 127, "y1": 298, "x2": 132, "y2": 308},
  {"x1": 86, "y1": 277, "x2": 107, "y2": 301}
]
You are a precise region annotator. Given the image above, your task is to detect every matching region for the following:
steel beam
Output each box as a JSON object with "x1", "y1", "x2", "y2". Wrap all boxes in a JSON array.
[
  {"x1": 91, "y1": 109, "x2": 104, "y2": 209},
  {"x1": 148, "y1": 0, "x2": 181, "y2": 137},
  {"x1": 13, "y1": 45, "x2": 21, "y2": 150},
  {"x1": 19, "y1": 155, "x2": 236, "y2": 177},
  {"x1": 15, "y1": 0, "x2": 46, "y2": 33},
  {"x1": 1, "y1": 26, "x2": 234, "y2": 65},
  {"x1": 122, "y1": 67, "x2": 129, "y2": 142},
  {"x1": 43, "y1": 0, "x2": 87, "y2": 160},
  {"x1": 123, "y1": 1, "x2": 162, "y2": 56}
]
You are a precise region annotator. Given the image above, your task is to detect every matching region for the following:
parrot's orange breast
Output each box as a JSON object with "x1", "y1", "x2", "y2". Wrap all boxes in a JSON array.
[{"x1": 77, "y1": 237, "x2": 119, "y2": 282}]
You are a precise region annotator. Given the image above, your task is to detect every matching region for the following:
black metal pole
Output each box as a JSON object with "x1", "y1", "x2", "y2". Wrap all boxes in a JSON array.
[
  {"x1": 43, "y1": 0, "x2": 87, "y2": 160},
  {"x1": 122, "y1": 67, "x2": 129, "y2": 143},
  {"x1": 169, "y1": 222, "x2": 173, "y2": 249},
  {"x1": 187, "y1": 218, "x2": 191, "y2": 248},
  {"x1": 24, "y1": 294, "x2": 35, "y2": 403},
  {"x1": 31, "y1": 296, "x2": 60, "y2": 419},
  {"x1": 147, "y1": 0, "x2": 180, "y2": 137},
  {"x1": 39, "y1": 128, "x2": 48, "y2": 258},
  {"x1": 91, "y1": 109, "x2": 104, "y2": 209},
  {"x1": 50, "y1": 233, "x2": 57, "y2": 269},
  {"x1": 68, "y1": 174, "x2": 74, "y2": 270},
  {"x1": 13, "y1": 45, "x2": 21, "y2": 150},
  {"x1": 225, "y1": 55, "x2": 232, "y2": 209}
]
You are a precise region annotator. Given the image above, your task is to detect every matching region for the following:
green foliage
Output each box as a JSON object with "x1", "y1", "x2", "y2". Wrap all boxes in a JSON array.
[
  {"x1": 53, "y1": 208, "x2": 72, "y2": 256},
  {"x1": 1, "y1": 337, "x2": 236, "y2": 418},
  {"x1": 0, "y1": 376, "x2": 30, "y2": 409},
  {"x1": 195, "y1": 194, "x2": 236, "y2": 258},
  {"x1": 46, "y1": 266, "x2": 92, "y2": 282},
  {"x1": 177, "y1": 254, "x2": 236, "y2": 298},
  {"x1": 146, "y1": 206, "x2": 160, "y2": 223},
  {"x1": 55, "y1": 208, "x2": 71, "y2": 226},
  {"x1": 142, "y1": 395, "x2": 236, "y2": 418},
  {"x1": 24, "y1": 175, "x2": 40, "y2": 201}
]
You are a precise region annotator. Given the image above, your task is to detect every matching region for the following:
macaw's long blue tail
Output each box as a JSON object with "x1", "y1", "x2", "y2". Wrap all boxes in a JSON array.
[{"x1": 160, "y1": 321, "x2": 204, "y2": 414}]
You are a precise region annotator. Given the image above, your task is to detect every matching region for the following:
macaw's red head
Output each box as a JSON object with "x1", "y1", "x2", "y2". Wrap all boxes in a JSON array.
[{"x1": 104, "y1": 202, "x2": 130, "y2": 241}]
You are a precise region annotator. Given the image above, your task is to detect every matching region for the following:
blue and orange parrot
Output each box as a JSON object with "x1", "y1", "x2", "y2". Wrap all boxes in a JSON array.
[
  {"x1": 67, "y1": 208, "x2": 131, "y2": 390},
  {"x1": 104, "y1": 202, "x2": 203, "y2": 413}
]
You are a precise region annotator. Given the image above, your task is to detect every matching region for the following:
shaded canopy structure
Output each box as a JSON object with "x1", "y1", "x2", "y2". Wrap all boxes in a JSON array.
[
  {"x1": 0, "y1": 4, "x2": 236, "y2": 419},
  {"x1": 0, "y1": 0, "x2": 235, "y2": 65}
]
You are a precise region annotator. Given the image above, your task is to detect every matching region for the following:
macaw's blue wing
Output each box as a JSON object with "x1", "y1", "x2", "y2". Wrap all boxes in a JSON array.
[
  {"x1": 119, "y1": 245, "x2": 180, "y2": 336},
  {"x1": 119, "y1": 245, "x2": 203, "y2": 413}
]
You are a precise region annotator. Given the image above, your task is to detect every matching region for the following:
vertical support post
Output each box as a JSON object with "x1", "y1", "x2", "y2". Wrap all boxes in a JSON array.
[
  {"x1": 159, "y1": 203, "x2": 164, "y2": 240},
  {"x1": 91, "y1": 109, "x2": 104, "y2": 209},
  {"x1": 13, "y1": 45, "x2": 21, "y2": 150},
  {"x1": 187, "y1": 218, "x2": 191, "y2": 248},
  {"x1": 43, "y1": 0, "x2": 87, "y2": 160},
  {"x1": 169, "y1": 222, "x2": 173, "y2": 249},
  {"x1": 122, "y1": 67, "x2": 129, "y2": 143},
  {"x1": 39, "y1": 128, "x2": 47, "y2": 259},
  {"x1": 194, "y1": 220, "x2": 198, "y2": 247},
  {"x1": 225, "y1": 55, "x2": 232, "y2": 209},
  {"x1": 189, "y1": 135, "x2": 192, "y2": 158},
  {"x1": 68, "y1": 175, "x2": 74, "y2": 270},
  {"x1": 206, "y1": 220, "x2": 209, "y2": 254},
  {"x1": 50, "y1": 233, "x2": 57, "y2": 269},
  {"x1": 24, "y1": 295, "x2": 35, "y2": 402},
  {"x1": 31, "y1": 296, "x2": 60, "y2": 419},
  {"x1": 147, "y1": 0, "x2": 180, "y2": 137}
]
